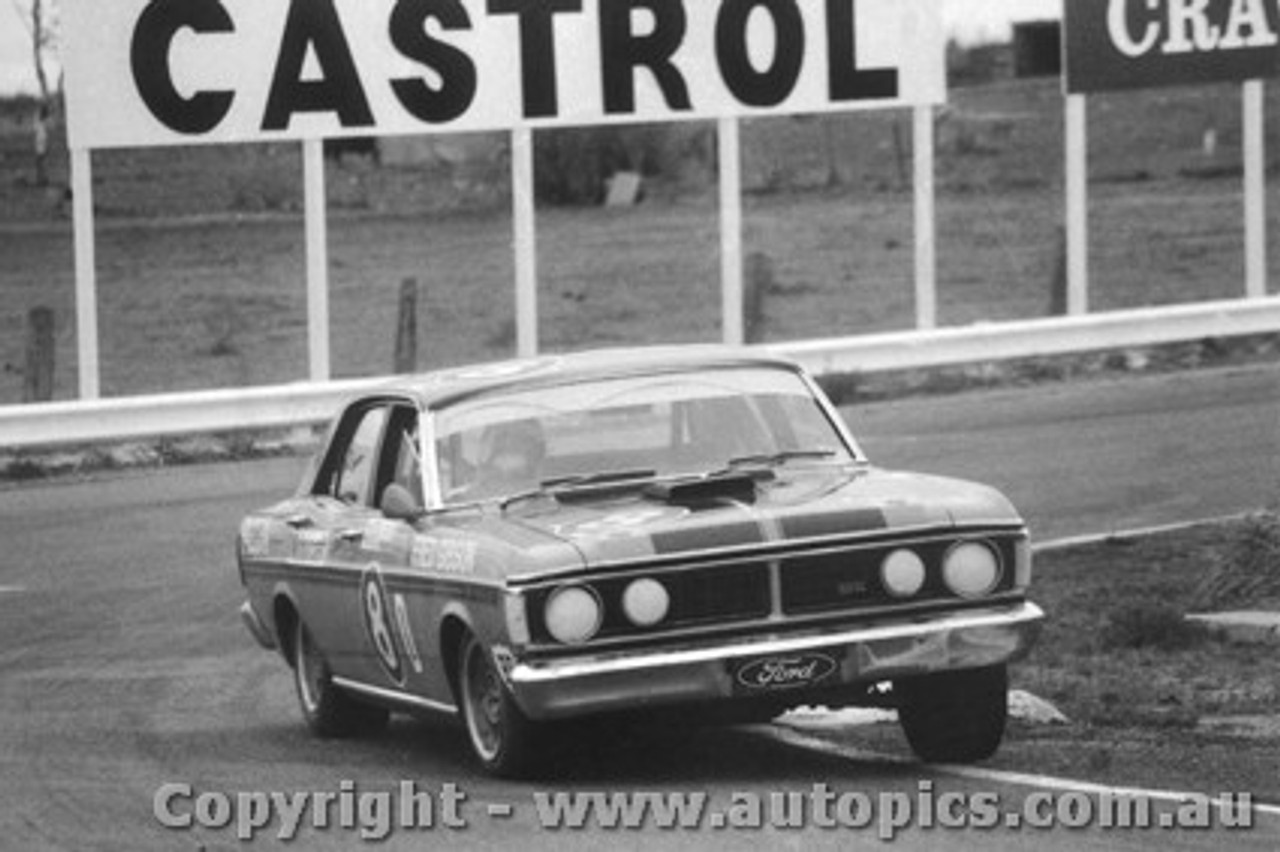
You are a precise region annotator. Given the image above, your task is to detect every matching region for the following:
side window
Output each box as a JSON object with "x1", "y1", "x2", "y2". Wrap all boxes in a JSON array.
[
  {"x1": 334, "y1": 406, "x2": 389, "y2": 505},
  {"x1": 383, "y1": 407, "x2": 424, "y2": 508}
]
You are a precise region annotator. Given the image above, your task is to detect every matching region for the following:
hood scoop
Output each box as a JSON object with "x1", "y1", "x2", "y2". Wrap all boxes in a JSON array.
[{"x1": 643, "y1": 473, "x2": 759, "y2": 506}]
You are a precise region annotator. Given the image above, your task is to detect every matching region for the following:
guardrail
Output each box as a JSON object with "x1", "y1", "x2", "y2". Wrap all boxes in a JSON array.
[{"x1": 2, "y1": 296, "x2": 1277, "y2": 450}]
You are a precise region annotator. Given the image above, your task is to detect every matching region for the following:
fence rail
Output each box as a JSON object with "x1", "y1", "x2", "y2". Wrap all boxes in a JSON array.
[{"x1": 2, "y1": 296, "x2": 1277, "y2": 451}]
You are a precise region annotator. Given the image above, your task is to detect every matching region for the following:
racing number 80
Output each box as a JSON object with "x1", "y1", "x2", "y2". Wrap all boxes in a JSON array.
[{"x1": 360, "y1": 565, "x2": 405, "y2": 684}]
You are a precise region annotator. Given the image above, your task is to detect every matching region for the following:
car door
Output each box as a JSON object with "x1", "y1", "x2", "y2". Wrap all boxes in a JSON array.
[
  {"x1": 316, "y1": 402, "x2": 430, "y2": 689},
  {"x1": 284, "y1": 400, "x2": 395, "y2": 683}
]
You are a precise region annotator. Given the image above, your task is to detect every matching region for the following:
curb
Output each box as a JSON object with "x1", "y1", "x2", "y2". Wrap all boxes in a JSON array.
[{"x1": 1185, "y1": 611, "x2": 1280, "y2": 646}]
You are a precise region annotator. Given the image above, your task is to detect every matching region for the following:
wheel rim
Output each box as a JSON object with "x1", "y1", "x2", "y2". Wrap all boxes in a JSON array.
[
  {"x1": 295, "y1": 621, "x2": 326, "y2": 714},
  {"x1": 461, "y1": 638, "x2": 504, "y2": 762}
]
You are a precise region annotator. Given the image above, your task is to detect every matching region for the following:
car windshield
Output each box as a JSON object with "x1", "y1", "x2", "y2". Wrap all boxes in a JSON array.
[{"x1": 432, "y1": 366, "x2": 856, "y2": 504}]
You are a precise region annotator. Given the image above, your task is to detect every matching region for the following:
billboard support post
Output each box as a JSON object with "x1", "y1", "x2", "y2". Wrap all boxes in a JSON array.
[
  {"x1": 1065, "y1": 93, "x2": 1089, "y2": 315},
  {"x1": 913, "y1": 104, "x2": 937, "y2": 329},
  {"x1": 71, "y1": 148, "x2": 100, "y2": 400},
  {"x1": 1243, "y1": 79, "x2": 1266, "y2": 300},
  {"x1": 512, "y1": 127, "x2": 538, "y2": 358},
  {"x1": 719, "y1": 116, "x2": 744, "y2": 346},
  {"x1": 303, "y1": 139, "x2": 331, "y2": 382}
]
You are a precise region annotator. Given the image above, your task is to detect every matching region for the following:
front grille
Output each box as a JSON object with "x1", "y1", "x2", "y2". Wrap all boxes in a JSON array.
[
  {"x1": 780, "y1": 537, "x2": 1017, "y2": 616},
  {"x1": 526, "y1": 533, "x2": 1021, "y2": 646},
  {"x1": 780, "y1": 550, "x2": 890, "y2": 613},
  {"x1": 528, "y1": 562, "x2": 771, "y2": 644}
]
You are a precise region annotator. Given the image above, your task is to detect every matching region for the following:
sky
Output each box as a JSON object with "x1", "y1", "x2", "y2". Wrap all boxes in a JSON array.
[{"x1": 0, "y1": 0, "x2": 1063, "y2": 96}]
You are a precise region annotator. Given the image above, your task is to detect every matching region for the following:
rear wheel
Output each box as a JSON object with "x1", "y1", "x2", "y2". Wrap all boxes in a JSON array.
[
  {"x1": 458, "y1": 632, "x2": 540, "y2": 777},
  {"x1": 896, "y1": 665, "x2": 1008, "y2": 763},
  {"x1": 293, "y1": 618, "x2": 389, "y2": 738}
]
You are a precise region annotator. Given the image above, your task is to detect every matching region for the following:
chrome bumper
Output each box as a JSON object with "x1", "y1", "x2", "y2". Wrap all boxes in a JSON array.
[
  {"x1": 508, "y1": 602, "x2": 1044, "y2": 721},
  {"x1": 239, "y1": 601, "x2": 277, "y2": 651}
]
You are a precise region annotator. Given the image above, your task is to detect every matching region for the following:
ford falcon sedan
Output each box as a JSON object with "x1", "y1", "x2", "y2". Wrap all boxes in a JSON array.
[{"x1": 237, "y1": 346, "x2": 1043, "y2": 776}]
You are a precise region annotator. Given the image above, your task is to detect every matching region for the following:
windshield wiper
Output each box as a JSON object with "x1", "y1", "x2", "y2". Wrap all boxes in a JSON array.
[
  {"x1": 498, "y1": 468, "x2": 658, "y2": 510},
  {"x1": 724, "y1": 449, "x2": 838, "y2": 469},
  {"x1": 540, "y1": 469, "x2": 658, "y2": 489}
]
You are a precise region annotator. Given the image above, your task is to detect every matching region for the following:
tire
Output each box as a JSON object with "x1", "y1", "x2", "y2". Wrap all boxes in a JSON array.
[
  {"x1": 896, "y1": 665, "x2": 1008, "y2": 764},
  {"x1": 458, "y1": 631, "x2": 540, "y2": 777},
  {"x1": 293, "y1": 618, "x2": 390, "y2": 738}
]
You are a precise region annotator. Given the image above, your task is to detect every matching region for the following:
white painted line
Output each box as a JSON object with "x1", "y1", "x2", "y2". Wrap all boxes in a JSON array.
[
  {"x1": 1034, "y1": 512, "x2": 1259, "y2": 554},
  {"x1": 765, "y1": 727, "x2": 1280, "y2": 819},
  {"x1": 0, "y1": 586, "x2": 25, "y2": 594}
]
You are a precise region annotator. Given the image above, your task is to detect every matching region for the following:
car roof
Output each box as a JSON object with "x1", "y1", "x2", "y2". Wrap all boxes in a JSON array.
[{"x1": 374, "y1": 345, "x2": 805, "y2": 410}]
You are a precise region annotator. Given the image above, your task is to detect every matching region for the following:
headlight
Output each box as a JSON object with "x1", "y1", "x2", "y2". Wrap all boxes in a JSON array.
[
  {"x1": 880, "y1": 549, "x2": 926, "y2": 598},
  {"x1": 622, "y1": 578, "x2": 670, "y2": 627},
  {"x1": 544, "y1": 585, "x2": 602, "y2": 644},
  {"x1": 943, "y1": 541, "x2": 1001, "y2": 598}
]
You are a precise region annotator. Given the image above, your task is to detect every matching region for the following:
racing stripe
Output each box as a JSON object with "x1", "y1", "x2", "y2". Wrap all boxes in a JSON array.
[
  {"x1": 779, "y1": 508, "x2": 888, "y2": 541},
  {"x1": 650, "y1": 519, "x2": 763, "y2": 555}
]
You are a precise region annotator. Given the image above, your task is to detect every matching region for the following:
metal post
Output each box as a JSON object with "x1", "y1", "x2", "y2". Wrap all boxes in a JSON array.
[
  {"x1": 512, "y1": 127, "x2": 538, "y2": 358},
  {"x1": 913, "y1": 104, "x2": 937, "y2": 329},
  {"x1": 71, "y1": 147, "x2": 100, "y2": 399},
  {"x1": 1243, "y1": 79, "x2": 1266, "y2": 299},
  {"x1": 718, "y1": 117, "x2": 744, "y2": 346},
  {"x1": 303, "y1": 140, "x2": 331, "y2": 382},
  {"x1": 1065, "y1": 94, "x2": 1089, "y2": 315}
]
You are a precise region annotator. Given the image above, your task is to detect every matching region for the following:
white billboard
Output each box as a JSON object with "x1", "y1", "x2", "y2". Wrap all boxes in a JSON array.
[{"x1": 64, "y1": 0, "x2": 945, "y2": 149}]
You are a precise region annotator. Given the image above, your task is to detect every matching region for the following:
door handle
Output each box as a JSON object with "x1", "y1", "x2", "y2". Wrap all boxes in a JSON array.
[
  {"x1": 335, "y1": 528, "x2": 364, "y2": 543},
  {"x1": 284, "y1": 514, "x2": 313, "y2": 529}
]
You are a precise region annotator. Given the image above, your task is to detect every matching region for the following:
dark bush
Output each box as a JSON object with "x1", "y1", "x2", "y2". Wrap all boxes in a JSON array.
[{"x1": 1101, "y1": 602, "x2": 1206, "y2": 651}]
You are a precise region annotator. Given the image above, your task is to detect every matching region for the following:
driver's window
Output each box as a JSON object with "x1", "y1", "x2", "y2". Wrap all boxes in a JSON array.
[{"x1": 335, "y1": 406, "x2": 388, "y2": 505}]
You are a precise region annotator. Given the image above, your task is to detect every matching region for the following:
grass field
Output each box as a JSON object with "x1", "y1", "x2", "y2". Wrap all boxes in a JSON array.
[{"x1": 1, "y1": 77, "x2": 1278, "y2": 403}]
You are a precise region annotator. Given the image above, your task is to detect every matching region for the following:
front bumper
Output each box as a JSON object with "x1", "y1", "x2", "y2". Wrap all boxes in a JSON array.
[{"x1": 508, "y1": 601, "x2": 1044, "y2": 721}]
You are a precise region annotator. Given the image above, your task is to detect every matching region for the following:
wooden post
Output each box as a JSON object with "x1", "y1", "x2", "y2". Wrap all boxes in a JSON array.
[
  {"x1": 743, "y1": 251, "x2": 772, "y2": 344},
  {"x1": 1049, "y1": 227, "x2": 1068, "y2": 316},
  {"x1": 395, "y1": 277, "x2": 419, "y2": 374},
  {"x1": 24, "y1": 307, "x2": 55, "y2": 402}
]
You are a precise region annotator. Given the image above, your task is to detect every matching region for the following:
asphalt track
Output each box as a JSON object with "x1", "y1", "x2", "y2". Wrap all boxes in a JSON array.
[{"x1": 0, "y1": 364, "x2": 1276, "y2": 850}]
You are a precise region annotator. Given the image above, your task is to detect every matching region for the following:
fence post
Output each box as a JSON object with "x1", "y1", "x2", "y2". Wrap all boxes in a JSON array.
[
  {"x1": 744, "y1": 251, "x2": 772, "y2": 344},
  {"x1": 1049, "y1": 227, "x2": 1068, "y2": 316},
  {"x1": 24, "y1": 306, "x2": 55, "y2": 402},
  {"x1": 395, "y1": 278, "x2": 418, "y2": 374}
]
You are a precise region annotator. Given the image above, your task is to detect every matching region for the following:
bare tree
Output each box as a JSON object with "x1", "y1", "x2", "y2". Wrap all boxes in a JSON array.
[{"x1": 12, "y1": 0, "x2": 61, "y2": 185}]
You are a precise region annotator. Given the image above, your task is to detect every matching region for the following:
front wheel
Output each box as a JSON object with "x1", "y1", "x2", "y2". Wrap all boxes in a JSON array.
[
  {"x1": 458, "y1": 632, "x2": 540, "y2": 777},
  {"x1": 896, "y1": 665, "x2": 1008, "y2": 764},
  {"x1": 293, "y1": 618, "x2": 389, "y2": 738}
]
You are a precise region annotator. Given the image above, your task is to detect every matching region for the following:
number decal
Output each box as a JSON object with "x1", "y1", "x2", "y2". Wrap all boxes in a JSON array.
[
  {"x1": 360, "y1": 564, "x2": 404, "y2": 684},
  {"x1": 393, "y1": 593, "x2": 424, "y2": 675}
]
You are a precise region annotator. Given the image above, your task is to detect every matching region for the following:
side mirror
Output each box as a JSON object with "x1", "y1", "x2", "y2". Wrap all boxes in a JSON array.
[{"x1": 380, "y1": 483, "x2": 422, "y2": 522}]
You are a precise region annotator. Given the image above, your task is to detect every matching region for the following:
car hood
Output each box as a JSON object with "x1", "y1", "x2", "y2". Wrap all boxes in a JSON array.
[{"x1": 499, "y1": 465, "x2": 1021, "y2": 578}]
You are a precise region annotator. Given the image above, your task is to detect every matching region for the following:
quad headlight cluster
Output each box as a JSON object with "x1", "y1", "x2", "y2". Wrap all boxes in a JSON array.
[
  {"x1": 879, "y1": 540, "x2": 1003, "y2": 601},
  {"x1": 544, "y1": 578, "x2": 671, "y2": 645}
]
